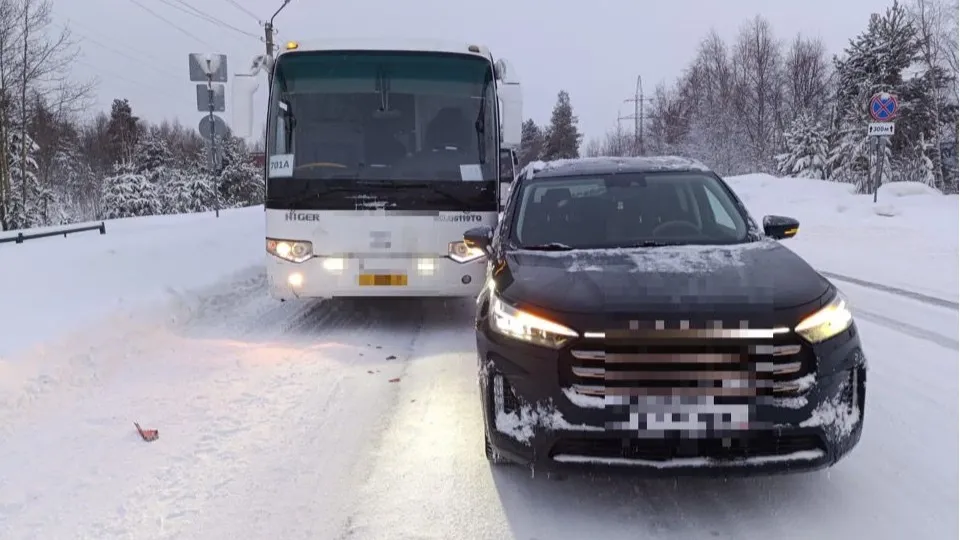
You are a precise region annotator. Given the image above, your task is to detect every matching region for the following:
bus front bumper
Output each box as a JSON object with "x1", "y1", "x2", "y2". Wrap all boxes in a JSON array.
[{"x1": 266, "y1": 254, "x2": 488, "y2": 299}]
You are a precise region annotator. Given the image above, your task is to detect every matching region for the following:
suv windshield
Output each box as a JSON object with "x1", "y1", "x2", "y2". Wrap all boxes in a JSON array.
[
  {"x1": 511, "y1": 171, "x2": 750, "y2": 248},
  {"x1": 267, "y1": 51, "x2": 497, "y2": 183}
]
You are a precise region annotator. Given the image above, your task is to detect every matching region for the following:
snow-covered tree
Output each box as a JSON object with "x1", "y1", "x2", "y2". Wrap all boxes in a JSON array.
[
  {"x1": 205, "y1": 135, "x2": 263, "y2": 208},
  {"x1": 5, "y1": 130, "x2": 43, "y2": 229},
  {"x1": 828, "y1": 1, "x2": 918, "y2": 192},
  {"x1": 776, "y1": 113, "x2": 830, "y2": 179},
  {"x1": 100, "y1": 161, "x2": 160, "y2": 219},
  {"x1": 133, "y1": 132, "x2": 172, "y2": 175},
  {"x1": 165, "y1": 167, "x2": 216, "y2": 214}
]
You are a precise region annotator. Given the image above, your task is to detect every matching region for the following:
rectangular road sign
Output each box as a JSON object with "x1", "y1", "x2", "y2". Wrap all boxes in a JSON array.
[
  {"x1": 867, "y1": 122, "x2": 895, "y2": 137},
  {"x1": 196, "y1": 84, "x2": 226, "y2": 112},
  {"x1": 188, "y1": 53, "x2": 228, "y2": 82}
]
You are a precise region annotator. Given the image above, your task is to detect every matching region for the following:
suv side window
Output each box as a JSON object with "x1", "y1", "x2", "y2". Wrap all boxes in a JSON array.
[{"x1": 704, "y1": 188, "x2": 737, "y2": 229}]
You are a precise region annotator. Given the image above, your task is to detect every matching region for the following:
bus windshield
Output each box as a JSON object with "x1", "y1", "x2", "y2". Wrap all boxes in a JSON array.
[{"x1": 267, "y1": 51, "x2": 498, "y2": 183}]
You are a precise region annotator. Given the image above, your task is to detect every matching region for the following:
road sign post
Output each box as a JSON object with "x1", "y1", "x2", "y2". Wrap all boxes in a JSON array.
[
  {"x1": 189, "y1": 53, "x2": 229, "y2": 218},
  {"x1": 867, "y1": 92, "x2": 899, "y2": 203}
]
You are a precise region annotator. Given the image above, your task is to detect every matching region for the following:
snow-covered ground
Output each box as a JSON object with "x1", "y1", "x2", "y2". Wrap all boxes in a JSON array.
[
  {"x1": 0, "y1": 175, "x2": 957, "y2": 540},
  {"x1": 728, "y1": 174, "x2": 959, "y2": 300}
]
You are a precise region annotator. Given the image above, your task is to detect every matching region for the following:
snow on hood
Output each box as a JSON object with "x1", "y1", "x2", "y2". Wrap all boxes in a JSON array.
[{"x1": 519, "y1": 240, "x2": 780, "y2": 275}]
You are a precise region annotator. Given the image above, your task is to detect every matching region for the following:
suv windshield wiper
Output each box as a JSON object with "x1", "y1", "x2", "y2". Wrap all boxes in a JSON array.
[
  {"x1": 626, "y1": 240, "x2": 681, "y2": 247},
  {"x1": 520, "y1": 242, "x2": 574, "y2": 251}
]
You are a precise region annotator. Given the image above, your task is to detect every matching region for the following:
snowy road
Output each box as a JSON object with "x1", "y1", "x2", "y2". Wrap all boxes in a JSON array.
[{"x1": 1, "y1": 268, "x2": 957, "y2": 540}]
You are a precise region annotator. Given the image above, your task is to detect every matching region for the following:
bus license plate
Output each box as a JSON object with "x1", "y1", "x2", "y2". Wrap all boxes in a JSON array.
[{"x1": 358, "y1": 273, "x2": 408, "y2": 286}]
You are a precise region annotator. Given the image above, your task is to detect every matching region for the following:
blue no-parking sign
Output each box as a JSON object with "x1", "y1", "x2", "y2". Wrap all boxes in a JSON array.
[{"x1": 869, "y1": 92, "x2": 899, "y2": 122}]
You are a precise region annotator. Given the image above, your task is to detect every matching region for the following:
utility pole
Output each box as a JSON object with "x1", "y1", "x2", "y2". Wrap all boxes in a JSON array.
[
  {"x1": 263, "y1": 0, "x2": 291, "y2": 87},
  {"x1": 205, "y1": 63, "x2": 219, "y2": 218},
  {"x1": 620, "y1": 75, "x2": 644, "y2": 156}
]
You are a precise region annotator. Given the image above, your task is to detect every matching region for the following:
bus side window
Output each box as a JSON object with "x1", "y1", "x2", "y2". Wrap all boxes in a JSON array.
[{"x1": 276, "y1": 100, "x2": 291, "y2": 154}]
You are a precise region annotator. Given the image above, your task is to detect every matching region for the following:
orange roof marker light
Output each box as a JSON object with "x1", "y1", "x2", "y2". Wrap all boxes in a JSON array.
[{"x1": 286, "y1": 41, "x2": 299, "y2": 50}]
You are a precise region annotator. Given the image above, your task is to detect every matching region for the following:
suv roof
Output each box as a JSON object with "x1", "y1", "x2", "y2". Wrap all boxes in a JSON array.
[{"x1": 522, "y1": 156, "x2": 711, "y2": 180}]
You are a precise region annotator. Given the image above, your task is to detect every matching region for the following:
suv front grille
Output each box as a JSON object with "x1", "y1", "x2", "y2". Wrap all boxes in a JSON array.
[{"x1": 564, "y1": 333, "x2": 814, "y2": 401}]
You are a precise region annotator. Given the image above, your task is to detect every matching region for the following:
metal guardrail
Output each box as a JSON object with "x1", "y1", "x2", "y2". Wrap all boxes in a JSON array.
[{"x1": 0, "y1": 222, "x2": 106, "y2": 244}]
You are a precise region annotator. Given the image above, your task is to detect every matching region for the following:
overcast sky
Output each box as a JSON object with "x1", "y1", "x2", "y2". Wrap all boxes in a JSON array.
[{"x1": 54, "y1": 0, "x2": 893, "y2": 144}]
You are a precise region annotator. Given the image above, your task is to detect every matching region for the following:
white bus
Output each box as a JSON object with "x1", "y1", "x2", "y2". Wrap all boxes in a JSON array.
[{"x1": 243, "y1": 38, "x2": 522, "y2": 300}]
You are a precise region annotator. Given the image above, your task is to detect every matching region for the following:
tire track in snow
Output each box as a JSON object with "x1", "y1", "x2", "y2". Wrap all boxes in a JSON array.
[
  {"x1": 820, "y1": 270, "x2": 958, "y2": 310},
  {"x1": 852, "y1": 307, "x2": 958, "y2": 350},
  {"x1": 0, "y1": 267, "x2": 437, "y2": 540}
]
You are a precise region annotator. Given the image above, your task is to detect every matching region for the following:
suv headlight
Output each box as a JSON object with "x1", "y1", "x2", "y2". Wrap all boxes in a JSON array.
[
  {"x1": 266, "y1": 238, "x2": 313, "y2": 263},
  {"x1": 794, "y1": 291, "x2": 854, "y2": 344},
  {"x1": 490, "y1": 294, "x2": 578, "y2": 349},
  {"x1": 448, "y1": 241, "x2": 486, "y2": 263}
]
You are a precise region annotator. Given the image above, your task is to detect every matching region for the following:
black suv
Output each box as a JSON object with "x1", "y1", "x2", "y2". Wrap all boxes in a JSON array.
[{"x1": 463, "y1": 156, "x2": 866, "y2": 475}]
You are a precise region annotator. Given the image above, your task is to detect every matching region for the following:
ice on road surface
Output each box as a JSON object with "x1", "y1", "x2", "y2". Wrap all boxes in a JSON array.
[{"x1": 1, "y1": 174, "x2": 957, "y2": 539}]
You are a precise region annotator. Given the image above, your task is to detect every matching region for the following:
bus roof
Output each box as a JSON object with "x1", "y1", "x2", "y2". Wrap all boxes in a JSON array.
[{"x1": 277, "y1": 38, "x2": 492, "y2": 59}]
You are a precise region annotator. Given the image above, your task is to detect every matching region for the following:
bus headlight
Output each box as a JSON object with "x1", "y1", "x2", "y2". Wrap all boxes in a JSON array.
[
  {"x1": 447, "y1": 241, "x2": 486, "y2": 263},
  {"x1": 794, "y1": 292, "x2": 854, "y2": 344},
  {"x1": 266, "y1": 238, "x2": 313, "y2": 263}
]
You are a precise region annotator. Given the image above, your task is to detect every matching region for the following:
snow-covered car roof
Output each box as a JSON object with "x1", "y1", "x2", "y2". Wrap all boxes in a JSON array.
[{"x1": 519, "y1": 156, "x2": 711, "y2": 181}]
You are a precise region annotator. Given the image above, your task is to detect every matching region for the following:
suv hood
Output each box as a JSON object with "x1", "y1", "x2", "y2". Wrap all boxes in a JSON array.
[{"x1": 498, "y1": 240, "x2": 830, "y2": 315}]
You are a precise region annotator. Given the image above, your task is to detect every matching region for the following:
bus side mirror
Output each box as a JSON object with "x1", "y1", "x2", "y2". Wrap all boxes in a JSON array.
[
  {"x1": 499, "y1": 83, "x2": 522, "y2": 149},
  {"x1": 498, "y1": 149, "x2": 515, "y2": 183},
  {"x1": 231, "y1": 74, "x2": 259, "y2": 139}
]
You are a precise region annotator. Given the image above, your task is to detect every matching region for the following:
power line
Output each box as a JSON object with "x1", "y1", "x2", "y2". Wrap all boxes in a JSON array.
[
  {"x1": 223, "y1": 0, "x2": 260, "y2": 22},
  {"x1": 126, "y1": 0, "x2": 214, "y2": 48},
  {"x1": 61, "y1": 17, "x2": 171, "y2": 67},
  {"x1": 163, "y1": 0, "x2": 261, "y2": 41},
  {"x1": 74, "y1": 58, "x2": 180, "y2": 102},
  {"x1": 63, "y1": 23, "x2": 180, "y2": 80}
]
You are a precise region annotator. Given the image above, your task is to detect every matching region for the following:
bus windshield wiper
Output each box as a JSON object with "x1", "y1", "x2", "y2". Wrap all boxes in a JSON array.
[
  {"x1": 356, "y1": 180, "x2": 476, "y2": 207},
  {"x1": 281, "y1": 185, "x2": 355, "y2": 206},
  {"x1": 474, "y1": 71, "x2": 493, "y2": 164}
]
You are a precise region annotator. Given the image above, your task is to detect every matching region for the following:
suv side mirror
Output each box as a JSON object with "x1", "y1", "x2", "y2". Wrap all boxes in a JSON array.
[
  {"x1": 464, "y1": 225, "x2": 494, "y2": 255},
  {"x1": 763, "y1": 215, "x2": 800, "y2": 239}
]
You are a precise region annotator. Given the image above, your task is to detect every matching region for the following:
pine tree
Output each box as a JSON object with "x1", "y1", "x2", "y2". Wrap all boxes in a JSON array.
[
  {"x1": 776, "y1": 113, "x2": 830, "y2": 179},
  {"x1": 105, "y1": 99, "x2": 141, "y2": 165},
  {"x1": 133, "y1": 132, "x2": 172, "y2": 175},
  {"x1": 5, "y1": 130, "x2": 42, "y2": 229},
  {"x1": 197, "y1": 135, "x2": 263, "y2": 208},
  {"x1": 540, "y1": 91, "x2": 583, "y2": 161},
  {"x1": 132, "y1": 132, "x2": 178, "y2": 213},
  {"x1": 166, "y1": 167, "x2": 216, "y2": 214},
  {"x1": 100, "y1": 161, "x2": 161, "y2": 219},
  {"x1": 518, "y1": 119, "x2": 544, "y2": 167},
  {"x1": 827, "y1": 1, "x2": 918, "y2": 192}
]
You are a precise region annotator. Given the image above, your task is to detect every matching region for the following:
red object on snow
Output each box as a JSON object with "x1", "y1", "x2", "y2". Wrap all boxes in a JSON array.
[{"x1": 134, "y1": 422, "x2": 159, "y2": 442}]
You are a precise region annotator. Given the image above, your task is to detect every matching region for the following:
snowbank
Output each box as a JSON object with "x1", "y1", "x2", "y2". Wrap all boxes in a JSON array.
[
  {"x1": 727, "y1": 174, "x2": 958, "y2": 299},
  {"x1": 0, "y1": 207, "x2": 265, "y2": 356}
]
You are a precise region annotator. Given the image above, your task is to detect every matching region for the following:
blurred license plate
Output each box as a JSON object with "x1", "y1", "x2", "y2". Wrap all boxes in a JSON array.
[{"x1": 358, "y1": 274, "x2": 407, "y2": 286}]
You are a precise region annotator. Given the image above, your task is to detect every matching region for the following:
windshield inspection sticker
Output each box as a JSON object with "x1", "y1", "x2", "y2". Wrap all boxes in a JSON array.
[
  {"x1": 460, "y1": 164, "x2": 484, "y2": 182},
  {"x1": 269, "y1": 154, "x2": 294, "y2": 178}
]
